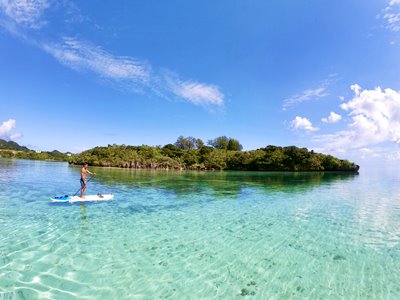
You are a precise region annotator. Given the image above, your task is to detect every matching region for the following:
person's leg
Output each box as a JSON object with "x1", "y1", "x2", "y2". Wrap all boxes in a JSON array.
[
  {"x1": 80, "y1": 178, "x2": 86, "y2": 198},
  {"x1": 81, "y1": 183, "x2": 86, "y2": 198},
  {"x1": 80, "y1": 179, "x2": 83, "y2": 197}
]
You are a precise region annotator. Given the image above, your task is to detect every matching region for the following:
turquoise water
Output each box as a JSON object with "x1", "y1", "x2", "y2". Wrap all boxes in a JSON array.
[{"x1": 1, "y1": 159, "x2": 400, "y2": 299}]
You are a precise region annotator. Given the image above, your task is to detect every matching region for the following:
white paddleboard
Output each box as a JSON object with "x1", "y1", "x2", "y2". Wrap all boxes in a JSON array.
[{"x1": 51, "y1": 194, "x2": 114, "y2": 203}]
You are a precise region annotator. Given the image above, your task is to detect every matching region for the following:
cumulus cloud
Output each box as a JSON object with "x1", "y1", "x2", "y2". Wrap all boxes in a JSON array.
[
  {"x1": 0, "y1": 119, "x2": 16, "y2": 136},
  {"x1": 350, "y1": 84, "x2": 362, "y2": 96},
  {"x1": 322, "y1": 112, "x2": 342, "y2": 123},
  {"x1": 290, "y1": 116, "x2": 319, "y2": 132},
  {"x1": 0, "y1": 0, "x2": 49, "y2": 29},
  {"x1": 315, "y1": 85, "x2": 400, "y2": 151},
  {"x1": 0, "y1": 118, "x2": 22, "y2": 140}
]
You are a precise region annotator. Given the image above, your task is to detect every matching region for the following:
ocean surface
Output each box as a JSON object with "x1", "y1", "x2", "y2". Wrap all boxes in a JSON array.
[{"x1": 0, "y1": 158, "x2": 400, "y2": 299}]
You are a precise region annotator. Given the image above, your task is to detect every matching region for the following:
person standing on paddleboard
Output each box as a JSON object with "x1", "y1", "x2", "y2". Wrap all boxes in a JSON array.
[{"x1": 80, "y1": 163, "x2": 96, "y2": 198}]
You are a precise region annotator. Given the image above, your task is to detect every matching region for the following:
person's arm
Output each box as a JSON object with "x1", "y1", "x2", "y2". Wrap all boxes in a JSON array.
[{"x1": 87, "y1": 170, "x2": 96, "y2": 175}]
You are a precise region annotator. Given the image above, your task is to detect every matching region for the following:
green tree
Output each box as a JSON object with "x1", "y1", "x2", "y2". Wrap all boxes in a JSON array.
[
  {"x1": 227, "y1": 138, "x2": 243, "y2": 151},
  {"x1": 174, "y1": 136, "x2": 204, "y2": 150},
  {"x1": 198, "y1": 146, "x2": 213, "y2": 163},
  {"x1": 183, "y1": 150, "x2": 198, "y2": 166},
  {"x1": 65, "y1": 143, "x2": 358, "y2": 172},
  {"x1": 208, "y1": 136, "x2": 243, "y2": 151},
  {"x1": 322, "y1": 155, "x2": 341, "y2": 171},
  {"x1": 227, "y1": 151, "x2": 246, "y2": 170},
  {"x1": 254, "y1": 146, "x2": 286, "y2": 171},
  {"x1": 208, "y1": 136, "x2": 229, "y2": 149},
  {"x1": 306, "y1": 154, "x2": 324, "y2": 171},
  {"x1": 175, "y1": 136, "x2": 194, "y2": 150},
  {"x1": 193, "y1": 138, "x2": 204, "y2": 148},
  {"x1": 283, "y1": 146, "x2": 310, "y2": 171},
  {"x1": 162, "y1": 144, "x2": 184, "y2": 158},
  {"x1": 204, "y1": 149, "x2": 227, "y2": 170}
]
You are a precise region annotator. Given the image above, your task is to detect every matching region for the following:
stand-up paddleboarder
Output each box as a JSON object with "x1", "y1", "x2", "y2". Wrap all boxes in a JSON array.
[{"x1": 80, "y1": 163, "x2": 96, "y2": 198}]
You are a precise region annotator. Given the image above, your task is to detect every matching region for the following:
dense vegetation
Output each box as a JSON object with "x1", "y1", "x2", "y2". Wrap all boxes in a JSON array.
[
  {"x1": 0, "y1": 136, "x2": 359, "y2": 172},
  {"x1": 69, "y1": 136, "x2": 359, "y2": 172},
  {"x1": 0, "y1": 138, "x2": 29, "y2": 151},
  {"x1": 0, "y1": 138, "x2": 70, "y2": 161},
  {"x1": 0, "y1": 149, "x2": 70, "y2": 161}
]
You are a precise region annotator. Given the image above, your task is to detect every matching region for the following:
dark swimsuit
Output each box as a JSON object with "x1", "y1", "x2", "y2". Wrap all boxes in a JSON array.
[{"x1": 80, "y1": 177, "x2": 86, "y2": 187}]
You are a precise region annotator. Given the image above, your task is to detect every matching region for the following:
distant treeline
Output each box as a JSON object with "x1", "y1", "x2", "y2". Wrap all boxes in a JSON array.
[
  {"x1": 0, "y1": 138, "x2": 29, "y2": 151},
  {"x1": 69, "y1": 136, "x2": 359, "y2": 172},
  {"x1": 0, "y1": 138, "x2": 71, "y2": 161},
  {"x1": 0, "y1": 149, "x2": 69, "y2": 161},
  {"x1": 0, "y1": 136, "x2": 359, "y2": 172}
]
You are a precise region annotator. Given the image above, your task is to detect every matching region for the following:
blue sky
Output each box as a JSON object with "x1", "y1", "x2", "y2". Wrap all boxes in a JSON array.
[{"x1": 1, "y1": 0, "x2": 400, "y2": 165}]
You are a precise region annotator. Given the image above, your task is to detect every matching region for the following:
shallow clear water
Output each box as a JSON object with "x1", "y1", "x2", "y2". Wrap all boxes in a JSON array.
[{"x1": 1, "y1": 158, "x2": 400, "y2": 299}]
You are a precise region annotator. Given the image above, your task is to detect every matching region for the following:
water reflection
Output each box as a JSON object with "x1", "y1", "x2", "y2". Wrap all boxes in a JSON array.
[
  {"x1": 80, "y1": 202, "x2": 87, "y2": 223},
  {"x1": 88, "y1": 167, "x2": 358, "y2": 199}
]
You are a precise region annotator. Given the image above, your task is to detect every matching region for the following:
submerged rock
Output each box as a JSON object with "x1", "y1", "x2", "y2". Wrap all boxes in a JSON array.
[{"x1": 333, "y1": 254, "x2": 346, "y2": 260}]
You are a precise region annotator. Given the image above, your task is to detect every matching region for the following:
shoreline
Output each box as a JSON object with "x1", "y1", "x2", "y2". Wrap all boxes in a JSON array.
[
  {"x1": 0, "y1": 157, "x2": 360, "y2": 173},
  {"x1": 68, "y1": 161, "x2": 359, "y2": 173}
]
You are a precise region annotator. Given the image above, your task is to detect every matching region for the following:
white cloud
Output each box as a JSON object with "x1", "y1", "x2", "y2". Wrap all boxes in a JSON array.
[
  {"x1": 350, "y1": 84, "x2": 362, "y2": 96},
  {"x1": 283, "y1": 86, "x2": 328, "y2": 110},
  {"x1": 290, "y1": 116, "x2": 319, "y2": 132},
  {"x1": 322, "y1": 111, "x2": 342, "y2": 123},
  {"x1": 282, "y1": 77, "x2": 338, "y2": 110},
  {"x1": 315, "y1": 85, "x2": 400, "y2": 151},
  {"x1": 0, "y1": 2, "x2": 225, "y2": 108},
  {"x1": 42, "y1": 38, "x2": 151, "y2": 87},
  {"x1": 383, "y1": 0, "x2": 400, "y2": 32},
  {"x1": 42, "y1": 38, "x2": 225, "y2": 106},
  {"x1": 165, "y1": 74, "x2": 224, "y2": 106},
  {"x1": 9, "y1": 132, "x2": 22, "y2": 140},
  {"x1": 173, "y1": 81, "x2": 224, "y2": 106},
  {"x1": 386, "y1": 150, "x2": 400, "y2": 160},
  {"x1": 0, "y1": 119, "x2": 16, "y2": 136},
  {"x1": 359, "y1": 147, "x2": 381, "y2": 159},
  {"x1": 0, "y1": 0, "x2": 49, "y2": 29},
  {"x1": 0, "y1": 118, "x2": 22, "y2": 140}
]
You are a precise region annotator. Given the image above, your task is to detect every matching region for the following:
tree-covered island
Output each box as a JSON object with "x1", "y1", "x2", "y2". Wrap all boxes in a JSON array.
[{"x1": 0, "y1": 136, "x2": 359, "y2": 172}]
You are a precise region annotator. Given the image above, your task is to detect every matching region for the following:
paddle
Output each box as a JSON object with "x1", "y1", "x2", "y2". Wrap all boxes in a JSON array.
[{"x1": 73, "y1": 175, "x2": 95, "y2": 197}]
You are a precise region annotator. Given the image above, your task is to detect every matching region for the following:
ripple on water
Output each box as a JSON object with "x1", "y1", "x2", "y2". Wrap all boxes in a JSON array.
[{"x1": 1, "y1": 160, "x2": 400, "y2": 298}]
